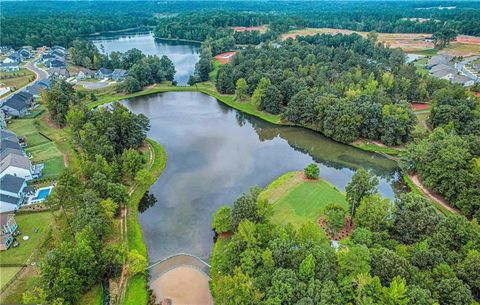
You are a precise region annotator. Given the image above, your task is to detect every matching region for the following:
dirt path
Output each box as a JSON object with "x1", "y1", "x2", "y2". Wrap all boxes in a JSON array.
[
  {"x1": 409, "y1": 174, "x2": 459, "y2": 214},
  {"x1": 117, "y1": 141, "x2": 156, "y2": 303}
]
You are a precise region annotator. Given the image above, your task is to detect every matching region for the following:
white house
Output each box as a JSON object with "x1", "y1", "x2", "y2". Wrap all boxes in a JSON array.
[
  {"x1": 0, "y1": 153, "x2": 33, "y2": 181},
  {"x1": 0, "y1": 175, "x2": 27, "y2": 213}
]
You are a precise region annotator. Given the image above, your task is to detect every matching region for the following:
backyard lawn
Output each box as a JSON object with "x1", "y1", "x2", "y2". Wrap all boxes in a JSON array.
[
  {"x1": 0, "y1": 267, "x2": 21, "y2": 289},
  {"x1": 26, "y1": 142, "x2": 63, "y2": 162},
  {"x1": 260, "y1": 171, "x2": 348, "y2": 226},
  {"x1": 0, "y1": 212, "x2": 53, "y2": 265}
]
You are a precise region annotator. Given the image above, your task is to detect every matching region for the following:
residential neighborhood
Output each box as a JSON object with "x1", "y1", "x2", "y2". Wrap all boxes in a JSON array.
[{"x1": 425, "y1": 54, "x2": 479, "y2": 86}]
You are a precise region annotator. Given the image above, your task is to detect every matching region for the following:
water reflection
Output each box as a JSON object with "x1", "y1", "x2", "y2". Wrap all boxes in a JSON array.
[
  {"x1": 89, "y1": 32, "x2": 200, "y2": 85},
  {"x1": 138, "y1": 191, "x2": 158, "y2": 213},
  {"x1": 120, "y1": 91, "x2": 402, "y2": 263}
]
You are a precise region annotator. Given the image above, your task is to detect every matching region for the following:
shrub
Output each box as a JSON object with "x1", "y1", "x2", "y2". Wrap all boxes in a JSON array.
[{"x1": 304, "y1": 163, "x2": 319, "y2": 179}]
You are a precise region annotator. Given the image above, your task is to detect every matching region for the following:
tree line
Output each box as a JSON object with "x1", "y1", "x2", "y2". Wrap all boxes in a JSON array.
[
  {"x1": 70, "y1": 40, "x2": 176, "y2": 93},
  {"x1": 214, "y1": 33, "x2": 436, "y2": 145},
  {"x1": 24, "y1": 86, "x2": 151, "y2": 303},
  {"x1": 402, "y1": 86, "x2": 480, "y2": 220},
  {"x1": 210, "y1": 169, "x2": 480, "y2": 305}
]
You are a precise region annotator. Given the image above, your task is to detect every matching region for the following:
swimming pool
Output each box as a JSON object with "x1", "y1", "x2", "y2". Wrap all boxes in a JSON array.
[{"x1": 30, "y1": 186, "x2": 53, "y2": 204}]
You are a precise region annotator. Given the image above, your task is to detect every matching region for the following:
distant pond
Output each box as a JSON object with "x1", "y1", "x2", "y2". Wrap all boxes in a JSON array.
[
  {"x1": 120, "y1": 92, "x2": 404, "y2": 263},
  {"x1": 89, "y1": 31, "x2": 200, "y2": 85}
]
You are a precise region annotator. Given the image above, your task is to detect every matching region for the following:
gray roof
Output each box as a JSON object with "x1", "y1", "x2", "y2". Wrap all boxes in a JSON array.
[
  {"x1": 0, "y1": 153, "x2": 31, "y2": 173},
  {"x1": 79, "y1": 68, "x2": 95, "y2": 76},
  {"x1": 17, "y1": 91, "x2": 33, "y2": 101},
  {"x1": 0, "y1": 130, "x2": 17, "y2": 141},
  {"x1": 46, "y1": 59, "x2": 66, "y2": 68},
  {"x1": 0, "y1": 193, "x2": 20, "y2": 205},
  {"x1": 0, "y1": 63, "x2": 19, "y2": 68},
  {"x1": 97, "y1": 68, "x2": 112, "y2": 75},
  {"x1": 431, "y1": 69, "x2": 455, "y2": 79},
  {"x1": 0, "y1": 148, "x2": 24, "y2": 161},
  {"x1": 0, "y1": 213, "x2": 15, "y2": 226},
  {"x1": 48, "y1": 68, "x2": 69, "y2": 77},
  {"x1": 0, "y1": 174, "x2": 25, "y2": 194},
  {"x1": 430, "y1": 64, "x2": 455, "y2": 73},
  {"x1": 427, "y1": 55, "x2": 452, "y2": 67},
  {"x1": 0, "y1": 140, "x2": 23, "y2": 155},
  {"x1": 2, "y1": 93, "x2": 30, "y2": 111},
  {"x1": 112, "y1": 69, "x2": 127, "y2": 77},
  {"x1": 451, "y1": 75, "x2": 472, "y2": 84}
]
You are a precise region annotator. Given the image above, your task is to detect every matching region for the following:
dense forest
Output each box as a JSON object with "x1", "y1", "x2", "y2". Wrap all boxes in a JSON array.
[
  {"x1": 210, "y1": 171, "x2": 480, "y2": 305},
  {"x1": 2, "y1": 1, "x2": 480, "y2": 47},
  {"x1": 215, "y1": 34, "x2": 430, "y2": 145},
  {"x1": 23, "y1": 81, "x2": 151, "y2": 304}
]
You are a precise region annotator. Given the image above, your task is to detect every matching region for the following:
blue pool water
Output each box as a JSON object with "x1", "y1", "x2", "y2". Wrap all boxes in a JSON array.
[{"x1": 33, "y1": 188, "x2": 51, "y2": 201}]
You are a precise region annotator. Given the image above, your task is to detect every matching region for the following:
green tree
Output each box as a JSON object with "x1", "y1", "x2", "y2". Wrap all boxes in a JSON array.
[
  {"x1": 304, "y1": 163, "x2": 320, "y2": 179},
  {"x1": 299, "y1": 254, "x2": 316, "y2": 282},
  {"x1": 212, "y1": 206, "x2": 233, "y2": 234},
  {"x1": 121, "y1": 148, "x2": 144, "y2": 179},
  {"x1": 235, "y1": 77, "x2": 248, "y2": 101},
  {"x1": 337, "y1": 245, "x2": 371, "y2": 279},
  {"x1": 345, "y1": 168, "x2": 379, "y2": 216},
  {"x1": 127, "y1": 250, "x2": 147, "y2": 275},
  {"x1": 355, "y1": 194, "x2": 395, "y2": 232},
  {"x1": 324, "y1": 203, "x2": 346, "y2": 235},
  {"x1": 214, "y1": 267, "x2": 263, "y2": 305},
  {"x1": 251, "y1": 77, "x2": 271, "y2": 108}
]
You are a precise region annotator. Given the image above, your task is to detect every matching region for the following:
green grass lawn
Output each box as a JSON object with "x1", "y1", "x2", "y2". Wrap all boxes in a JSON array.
[
  {"x1": 261, "y1": 171, "x2": 348, "y2": 226},
  {"x1": 26, "y1": 142, "x2": 63, "y2": 162},
  {"x1": 0, "y1": 267, "x2": 22, "y2": 289},
  {"x1": 77, "y1": 283, "x2": 103, "y2": 305},
  {"x1": 42, "y1": 156, "x2": 65, "y2": 178},
  {"x1": 7, "y1": 118, "x2": 37, "y2": 135},
  {"x1": 0, "y1": 68, "x2": 35, "y2": 93},
  {"x1": 352, "y1": 142, "x2": 400, "y2": 156},
  {"x1": 24, "y1": 132, "x2": 50, "y2": 147},
  {"x1": 0, "y1": 212, "x2": 53, "y2": 265}
]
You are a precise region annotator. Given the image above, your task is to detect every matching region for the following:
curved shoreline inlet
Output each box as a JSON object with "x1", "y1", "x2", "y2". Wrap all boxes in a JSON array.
[{"x1": 119, "y1": 91, "x2": 402, "y2": 264}]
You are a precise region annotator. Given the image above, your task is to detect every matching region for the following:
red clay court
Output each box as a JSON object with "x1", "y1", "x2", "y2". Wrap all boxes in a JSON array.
[
  {"x1": 410, "y1": 103, "x2": 431, "y2": 111},
  {"x1": 214, "y1": 51, "x2": 237, "y2": 64}
]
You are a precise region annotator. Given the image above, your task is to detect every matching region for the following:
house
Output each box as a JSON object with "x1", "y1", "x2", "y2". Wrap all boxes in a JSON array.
[
  {"x1": 0, "y1": 213, "x2": 18, "y2": 235},
  {"x1": 95, "y1": 68, "x2": 112, "y2": 79},
  {"x1": 51, "y1": 49, "x2": 66, "y2": 58},
  {"x1": 44, "y1": 59, "x2": 66, "y2": 68},
  {"x1": 0, "y1": 86, "x2": 11, "y2": 96},
  {"x1": 429, "y1": 64, "x2": 456, "y2": 74},
  {"x1": 1, "y1": 95, "x2": 28, "y2": 117},
  {"x1": 0, "y1": 139, "x2": 23, "y2": 156},
  {"x1": 0, "y1": 63, "x2": 19, "y2": 72},
  {"x1": 0, "y1": 174, "x2": 27, "y2": 206},
  {"x1": 427, "y1": 55, "x2": 452, "y2": 69},
  {"x1": 18, "y1": 49, "x2": 31, "y2": 59},
  {"x1": 0, "y1": 213, "x2": 17, "y2": 250},
  {"x1": 451, "y1": 75, "x2": 475, "y2": 87},
  {"x1": 0, "y1": 130, "x2": 17, "y2": 142},
  {"x1": 41, "y1": 54, "x2": 56, "y2": 62},
  {"x1": 0, "y1": 233, "x2": 14, "y2": 251},
  {"x1": 431, "y1": 69, "x2": 455, "y2": 80},
  {"x1": 26, "y1": 80, "x2": 50, "y2": 97},
  {"x1": 111, "y1": 69, "x2": 128, "y2": 81},
  {"x1": 76, "y1": 68, "x2": 95, "y2": 80},
  {"x1": 16, "y1": 91, "x2": 34, "y2": 106},
  {"x1": 2, "y1": 54, "x2": 20, "y2": 64},
  {"x1": 48, "y1": 68, "x2": 70, "y2": 79},
  {"x1": 0, "y1": 153, "x2": 33, "y2": 180},
  {"x1": 0, "y1": 111, "x2": 6, "y2": 129},
  {"x1": 52, "y1": 46, "x2": 66, "y2": 52}
]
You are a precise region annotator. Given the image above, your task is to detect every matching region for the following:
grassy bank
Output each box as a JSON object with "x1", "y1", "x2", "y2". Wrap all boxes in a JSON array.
[
  {"x1": 122, "y1": 139, "x2": 167, "y2": 305},
  {"x1": 259, "y1": 171, "x2": 348, "y2": 226}
]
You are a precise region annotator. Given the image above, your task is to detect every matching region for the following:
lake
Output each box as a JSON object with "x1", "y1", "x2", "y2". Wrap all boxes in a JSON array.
[
  {"x1": 89, "y1": 31, "x2": 200, "y2": 85},
  {"x1": 121, "y1": 91, "x2": 402, "y2": 263}
]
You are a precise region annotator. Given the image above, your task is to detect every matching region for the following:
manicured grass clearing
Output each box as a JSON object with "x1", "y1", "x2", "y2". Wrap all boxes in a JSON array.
[
  {"x1": 7, "y1": 119, "x2": 37, "y2": 136},
  {"x1": 262, "y1": 171, "x2": 348, "y2": 226},
  {"x1": 25, "y1": 132, "x2": 50, "y2": 147},
  {"x1": 352, "y1": 142, "x2": 400, "y2": 155},
  {"x1": 0, "y1": 267, "x2": 21, "y2": 289},
  {"x1": 26, "y1": 142, "x2": 62, "y2": 162},
  {"x1": 0, "y1": 212, "x2": 53, "y2": 265},
  {"x1": 77, "y1": 283, "x2": 103, "y2": 305},
  {"x1": 42, "y1": 156, "x2": 65, "y2": 178}
]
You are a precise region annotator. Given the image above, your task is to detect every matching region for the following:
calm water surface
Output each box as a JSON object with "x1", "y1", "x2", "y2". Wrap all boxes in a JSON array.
[
  {"x1": 90, "y1": 31, "x2": 200, "y2": 85},
  {"x1": 121, "y1": 92, "x2": 402, "y2": 263}
]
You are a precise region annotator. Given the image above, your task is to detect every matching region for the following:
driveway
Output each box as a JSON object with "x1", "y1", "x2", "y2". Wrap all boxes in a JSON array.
[
  {"x1": 456, "y1": 55, "x2": 479, "y2": 80},
  {"x1": 79, "y1": 78, "x2": 112, "y2": 89}
]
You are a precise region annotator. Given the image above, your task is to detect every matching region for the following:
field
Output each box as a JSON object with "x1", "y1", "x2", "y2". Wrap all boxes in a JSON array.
[
  {"x1": 214, "y1": 51, "x2": 237, "y2": 64},
  {"x1": 259, "y1": 171, "x2": 348, "y2": 226},
  {"x1": 231, "y1": 25, "x2": 268, "y2": 33},
  {"x1": 0, "y1": 68, "x2": 35, "y2": 94},
  {"x1": 0, "y1": 212, "x2": 53, "y2": 265},
  {"x1": 282, "y1": 28, "x2": 480, "y2": 56}
]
